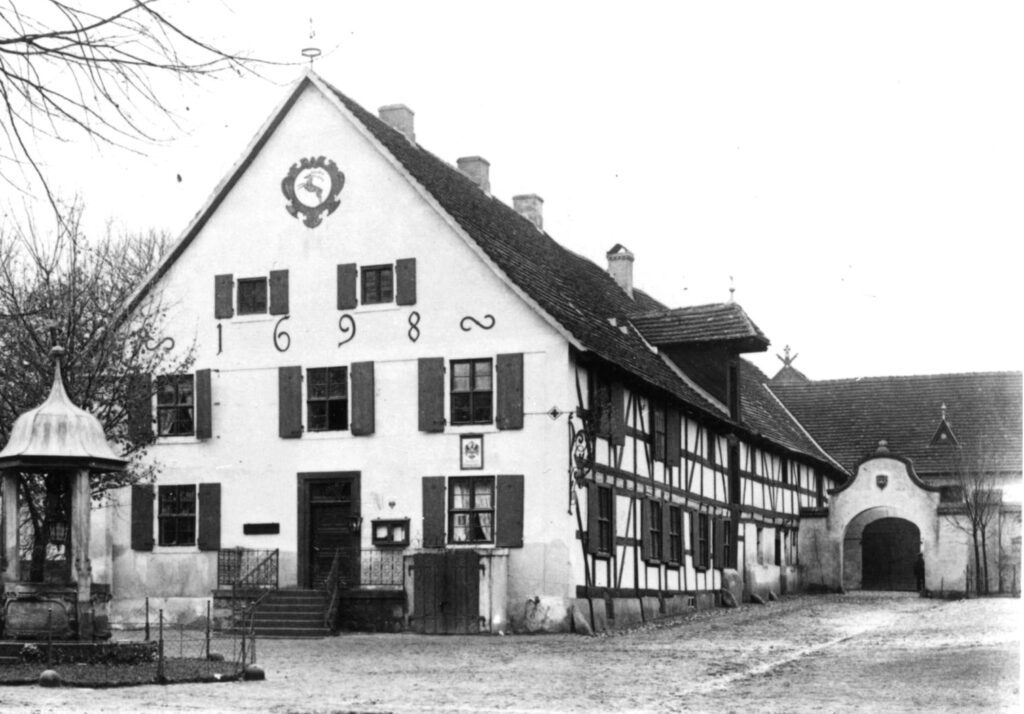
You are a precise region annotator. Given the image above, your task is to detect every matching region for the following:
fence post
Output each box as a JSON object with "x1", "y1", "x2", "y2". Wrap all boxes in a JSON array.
[
  {"x1": 46, "y1": 606, "x2": 53, "y2": 667},
  {"x1": 206, "y1": 600, "x2": 211, "y2": 660},
  {"x1": 157, "y1": 609, "x2": 165, "y2": 682},
  {"x1": 145, "y1": 597, "x2": 150, "y2": 641}
]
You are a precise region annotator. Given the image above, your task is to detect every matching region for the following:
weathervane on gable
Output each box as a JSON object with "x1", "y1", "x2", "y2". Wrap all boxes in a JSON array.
[
  {"x1": 777, "y1": 345, "x2": 799, "y2": 368},
  {"x1": 301, "y1": 17, "x2": 321, "y2": 65}
]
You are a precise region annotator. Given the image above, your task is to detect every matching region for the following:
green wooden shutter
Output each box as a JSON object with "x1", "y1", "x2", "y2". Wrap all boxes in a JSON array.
[
  {"x1": 269, "y1": 269, "x2": 289, "y2": 315},
  {"x1": 131, "y1": 484, "x2": 154, "y2": 551},
  {"x1": 396, "y1": 258, "x2": 417, "y2": 306},
  {"x1": 127, "y1": 373, "x2": 153, "y2": 443},
  {"x1": 666, "y1": 409, "x2": 681, "y2": 469},
  {"x1": 640, "y1": 498, "x2": 653, "y2": 562},
  {"x1": 610, "y1": 382, "x2": 625, "y2": 446},
  {"x1": 418, "y1": 357, "x2": 445, "y2": 432},
  {"x1": 662, "y1": 502, "x2": 674, "y2": 564},
  {"x1": 195, "y1": 369, "x2": 212, "y2": 440},
  {"x1": 495, "y1": 353, "x2": 524, "y2": 430},
  {"x1": 337, "y1": 263, "x2": 358, "y2": 310},
  {"x1": 495, "y1": 475, "x2": 524, "y2": 548},
  {"x1": 422, "y1": 477, "x2": 446, "y2": 548},
  {"x1": 689, "y1": 510, "x2": 699, "y2": 564},
  {"x1": 713, "y1": 518, "x2": 724, "y2": 567},
  {"x1": 214, "y1": 274, "x2": 233, "y2": 319},
  {"x1": 350, "y1": 361, "x2": 375, "y2": 436},
  {"x1": 586, "y1": 482, "x2": 601, "y2": 555},
  {"x1": 278, "y1": 366, "x2": 303, "y2": 438},
  {"x1": 197, "y1": 483, "x2": 221, "y2": 551}
]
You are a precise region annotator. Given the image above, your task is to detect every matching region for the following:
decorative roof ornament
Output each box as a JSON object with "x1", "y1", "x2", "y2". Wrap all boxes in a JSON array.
[
  {"x1": 0, "y1": 342, "x2": 127, "y2": 473},
  {"x1": 777, "y1": 345, "x2": 799, "y2": 368},
  {"x1": 729, "y1": 275, "x2": 735, "y2": 303},
  {"x1": 301, "y1": 17, "x2": 321, "y2": 65},
  {"x1": 930, "y1": 401, "x2": 960, "y2": 447}
]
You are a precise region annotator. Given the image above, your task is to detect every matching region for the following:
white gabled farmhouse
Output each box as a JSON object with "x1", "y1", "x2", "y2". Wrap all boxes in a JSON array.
[{"x1": 96, "y1": 70, "x2": 851, "y2": 634}]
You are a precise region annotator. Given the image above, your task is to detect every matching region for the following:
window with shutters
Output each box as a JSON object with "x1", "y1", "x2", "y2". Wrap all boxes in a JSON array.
[
  {"x1": 449, "y1": 476, "x2": 494, "y2": 544},
  {"x1": 307, "y1": 366, "x2": 348, "y2": 431},
  {"x1": 158, "y1": 485, "x2": 196, "y2": 546},
  {"x1": 237, "y1": 277, "x2": 268, "y2": 315},
  {"x1": 361, "y1": 265, "x2": 394, "y2": 304},
  {"x1": 646, "y1": 499, "x2": 663, "y2": 562},
  {"x1": 668, "y1": 505, "x2": 683, "y2": 565},
  {"x1": 651, "y1": 403, "x2": 666, "y2": 462},
  {"x1": 156, "y1": 374, "x2": 194, "y2": 436},
  {"x1": 451, "y1": 359, "x2": 492, "y2": 425}
]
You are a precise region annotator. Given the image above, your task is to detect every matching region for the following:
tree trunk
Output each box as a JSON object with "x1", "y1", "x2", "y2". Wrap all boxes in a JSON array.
[
  {"x1": 980, "y1": 526, "x2": 990, "y2": 595},
  {"x1": 972, "y1": 525, "x2": 983, "y2": 595}
]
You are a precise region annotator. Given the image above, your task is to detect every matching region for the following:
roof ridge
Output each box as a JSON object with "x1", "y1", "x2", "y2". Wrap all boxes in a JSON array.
[{"x1": 775, "y1": 370, "x2": 1023, "y2": 386}]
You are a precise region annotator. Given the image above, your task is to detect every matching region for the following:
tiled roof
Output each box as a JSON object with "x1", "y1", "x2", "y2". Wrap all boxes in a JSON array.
[
  {"x1": 324, "y1": 78, "x2": 843, "y2": 470},
  {"x1": 629, "y1": 303, "x2": 769, "y2": 349},
  {"x1": 769, "y1": 372, "x2": 1023, "y2": 476},
  {"x1": 739, "y1": 360, "x2": 845, "y2": 470}
]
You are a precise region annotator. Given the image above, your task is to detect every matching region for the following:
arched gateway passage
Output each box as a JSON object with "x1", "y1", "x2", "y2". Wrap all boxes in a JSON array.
[{"x1": 861, "y1": 518, "x2": 920, "y2": 590}]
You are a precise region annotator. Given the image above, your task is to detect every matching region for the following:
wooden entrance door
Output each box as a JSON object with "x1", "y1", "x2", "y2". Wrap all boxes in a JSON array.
[
  {"x1": 298, "y1": 473, "x2": 360, "y2": 590},
  {"x1": 861, "y1": 517, "x2": 919, "y2": 591},
  {"x1": 411, "y1": 551, "x2": 480, "y2": 634}
]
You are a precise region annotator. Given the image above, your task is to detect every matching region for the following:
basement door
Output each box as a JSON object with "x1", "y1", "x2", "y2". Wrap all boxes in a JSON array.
[
  {"x1": 411, "y1": 551, "x2": 480, "y2": 634},
  {"x1": 861, "y1": 517, "x2": 920, "y2": 591},
  {"x1": 297, "y1": 472, "x2": 361, "y2": 590}
]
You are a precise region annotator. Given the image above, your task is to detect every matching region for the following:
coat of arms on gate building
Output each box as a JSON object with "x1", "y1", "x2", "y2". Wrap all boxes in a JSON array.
[
  {"x1": 281, "y1": 156, "x2": 345, "y2": 228},
  {"x1": 876, "y1": 474, "x2": 888, "y2": 490}
]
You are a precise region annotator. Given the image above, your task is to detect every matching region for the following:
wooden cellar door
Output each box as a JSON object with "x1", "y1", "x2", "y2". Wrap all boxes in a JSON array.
[{"x1": 411, "y1": 551, "x2": 481, "y2": 634}]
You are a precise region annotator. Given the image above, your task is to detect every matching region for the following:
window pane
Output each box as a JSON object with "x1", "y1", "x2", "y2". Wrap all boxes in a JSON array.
[
  {"x1": 308, "y1": 369, "x2": 327, "y2": 399},
  {"x1": 474, "y1": 362, "x2": 492, "y2": 391},
  {"x1": 327, "y1": 368, "x2": 347, "y2": 398},
  {"x1": 451, "y1": 394, "x2": 471, "y2": 424},
  {"x1": 474, "y1": 513, "x2": 493, "y2": 541},
  {"x1": 380, "y1": 269, "x2": 393, "y2": 301},
  {"x1": 327, "y1": 400, "x2": 347, "y2": 430},
  {"x1": 451, "y1": 482, "x2": 470, "y2": 510},
  {"x1": 308, "y1": 402, "x2": 327, "y2": 431},
  {"x1": 473, "y1": 481, "x2": 492, "y2": 509},
  {"x1": 472, "y1": 393, "x2": 492, "y2": 423},
  {"x1": 176, "y1": 378, "x2": 193, "y2": 405}
]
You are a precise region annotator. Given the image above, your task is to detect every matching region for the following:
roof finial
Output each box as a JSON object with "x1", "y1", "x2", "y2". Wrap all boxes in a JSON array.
[
  {"x1": 729, "y1": 275, "x2": 735, "y2": 302},
  {"x1": 940, "y1": 402, "x2": 947, "y2": 422},
  {"x1": 776, "y1": 345, "x2": 799, "y2": 367},
  {"x1": 301, "y1": 17, "x2": 321, "y2": 65}
]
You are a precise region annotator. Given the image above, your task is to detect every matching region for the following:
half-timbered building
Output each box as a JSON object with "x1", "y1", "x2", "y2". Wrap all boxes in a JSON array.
[{"x1": 70, "y1": 69, "x2": 852, "y2": 634}]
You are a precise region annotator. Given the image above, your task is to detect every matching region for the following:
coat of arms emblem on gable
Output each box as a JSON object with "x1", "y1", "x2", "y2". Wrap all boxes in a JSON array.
[{"x1": 281, "y1": 156, "x2": 345, "y2": 228}]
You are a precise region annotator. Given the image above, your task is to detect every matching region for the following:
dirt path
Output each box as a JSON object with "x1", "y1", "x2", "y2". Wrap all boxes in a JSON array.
[{"x1": 0, "y1": 593, "x2": 1018, "y2": 713}]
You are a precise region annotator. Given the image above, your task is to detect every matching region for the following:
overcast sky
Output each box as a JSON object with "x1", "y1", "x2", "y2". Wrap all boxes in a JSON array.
[{"x1": 20, "y1": 1, "x2": 1024, "y2": 381}]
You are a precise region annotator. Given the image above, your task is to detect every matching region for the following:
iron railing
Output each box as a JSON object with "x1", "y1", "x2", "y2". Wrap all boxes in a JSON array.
[{"x1": 217, "y1": 548, "x2": 279, "y2": 590}]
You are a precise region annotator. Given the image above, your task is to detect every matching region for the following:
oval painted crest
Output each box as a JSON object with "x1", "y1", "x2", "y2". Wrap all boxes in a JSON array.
[{"x1": 281, "y1": 156, "x2": 345, "y2": 228}]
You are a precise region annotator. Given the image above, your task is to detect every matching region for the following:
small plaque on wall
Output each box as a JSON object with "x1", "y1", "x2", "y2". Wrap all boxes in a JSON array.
[
  {"x1": 243, "y1": 523, "x2": 280, "y2": 535},
  {"x1": 460, "y1": 434, "x2": 483, "y2": 470}
]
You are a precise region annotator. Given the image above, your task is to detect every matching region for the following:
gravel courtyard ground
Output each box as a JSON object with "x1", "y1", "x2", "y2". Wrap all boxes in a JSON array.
[{"x1": 0, "y1": 592, "x2": 1018, "y2": 713}]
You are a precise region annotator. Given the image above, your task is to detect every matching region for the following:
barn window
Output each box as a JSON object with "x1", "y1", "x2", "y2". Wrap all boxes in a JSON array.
[
  {"x1": 774, "y1": 529, "x2": 782, "y2": 566},
  {"x1": 646, "y1": 499, "x2": 663, "y2": 562},
  {"x1": 156, "y1": 374, "x2": 194, "y2": 436},
  {"x1": 722, "y1": 517, "x2": 734, "y2": 569},
  {"x1": 651, "y1": 403, "x2": 666, "y2": 462},
  {"x1": 697, "y1": 513, "x2": 710, "y2": 569},
  {"x1": 668, "y1": 505, "x2": 683, "y2": 565},
  {"x1": 158, "y1": 485, "x2": 196, "y2": 546},
  {"x1": 307, "y1": 366, "x2": 348, "y2": 432},
  {"x1": 449, "y1": 476, "x2": 494, "y2": 544},
  {"x1": 237, "y1": 277, "x2": 268, "y2": 315},
  {"x1": 451, "y1": 359, "x2": 493, "y2": 425}
]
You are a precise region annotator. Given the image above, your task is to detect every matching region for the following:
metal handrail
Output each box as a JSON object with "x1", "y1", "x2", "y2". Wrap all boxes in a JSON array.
[
  {"x1": 237, "y1": 549, "x2": 279, "y2": 590},
  {"x1": 323, "y1": 547, "x2": 343, "y2": 631}
]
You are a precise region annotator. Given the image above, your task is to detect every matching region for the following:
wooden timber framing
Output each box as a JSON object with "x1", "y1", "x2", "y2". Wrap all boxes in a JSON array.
[{"x1": 571, "y1": 356, "x2": 843, "y2": 600}]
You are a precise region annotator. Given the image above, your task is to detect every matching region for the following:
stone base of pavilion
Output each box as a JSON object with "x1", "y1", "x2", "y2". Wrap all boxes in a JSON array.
[{"x1": 1, "y1": 580, "x2": 112, "y2": 641}]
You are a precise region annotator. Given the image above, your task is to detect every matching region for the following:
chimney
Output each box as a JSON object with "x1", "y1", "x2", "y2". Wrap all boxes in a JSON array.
[
  {"x1": 457, "y1": 156, "x2": 490, "y2": 194},
  {"x1": 513, "y1": 194, "x2": 544, "y2": 230},
  {"x1": 606, "y1": 244, "x2": 635, "y2": 298},
  {"x1": 378, "y1": 104, "x2": 415, "y2": 142}
]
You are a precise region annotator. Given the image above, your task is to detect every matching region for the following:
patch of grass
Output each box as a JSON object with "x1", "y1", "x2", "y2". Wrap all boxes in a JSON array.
[{"x1": 0, "y1": 658, "x2": 246, "y2": 687}]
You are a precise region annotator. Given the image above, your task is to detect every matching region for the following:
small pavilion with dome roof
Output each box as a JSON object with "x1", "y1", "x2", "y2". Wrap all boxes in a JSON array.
[{"x1": 0, "y1": 345, "x2": 126, "y2": 639}]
